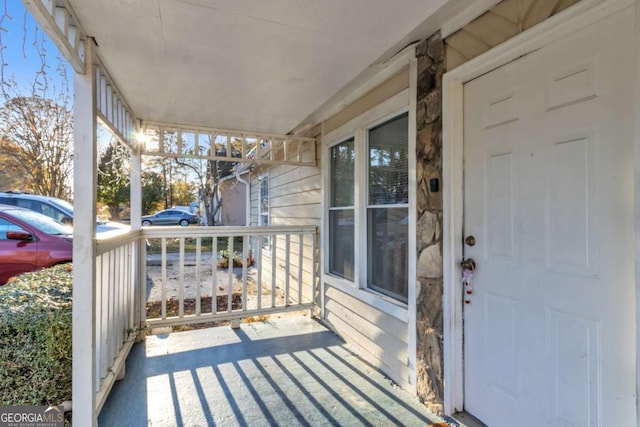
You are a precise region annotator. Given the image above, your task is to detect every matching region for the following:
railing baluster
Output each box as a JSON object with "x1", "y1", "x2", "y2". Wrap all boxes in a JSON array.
[
  {"x1": 196, "y1": 237, "x2": 201, "y2": 316},
  {"x1": 161, "y1": 237, "x2": 167, "y2": 319},
  {"x1": 285, "y1": 234, "x2": 290, "y2": 306},
  {"x1": 242, "y1": 235, "x2": 248, "y2": 312},
  {"x1": 228, "y1": 236, "x2": 234, "y2": 312},
  {"x1": 100, "y1": 252, "x2": 109, "y2": 386},
  {"x1": 212, "y1": 237, "x2": 218, "y2": 314},
  {"x1": 128, "y1": 241, "x2": 134, "y2": 328},
  {"x1": 179, "y1": 238, "x2": 185, "y2": 318},
  {"x1": 108, "y1": 250, "x2": 115, "y2": 368},
  {"x1": 313, "y1": 231, "x2": 319, "y2": 313},
  {"x1": 271, "y1": 235, "x2": 277, "y2": 308},
  {"x1": 298, "y1": 233, "x2": 303, "y2": 305},
  {"x1": 139, "y1": 235, "x2": 147, "y2": 331},
  {"x1": 257, "y1": 234, "x2": 262, "y2": 310},
  {"x1": 95, "y1": 254, "x2": 103, "y2": 393},
  {"x1": 115, "y1": 246, "x2": 122, "y2": 359}
]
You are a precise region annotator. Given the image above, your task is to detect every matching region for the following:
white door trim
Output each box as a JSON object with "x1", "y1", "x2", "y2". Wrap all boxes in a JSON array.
[
  {"x1": 441, "y1": 0, "x2": 635, "y2": 415},
  {"x1": 634, "y1": 1, "x2": 640, "y2": 424}
]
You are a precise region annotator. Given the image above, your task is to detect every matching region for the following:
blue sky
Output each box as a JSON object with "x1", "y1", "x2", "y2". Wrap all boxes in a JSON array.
[
  {"x1": 1, "y1": 2, "x2": 121, "y2": 147},
  {"x1": 1, "y1": 1, "x2": 71, "y2": 95}
]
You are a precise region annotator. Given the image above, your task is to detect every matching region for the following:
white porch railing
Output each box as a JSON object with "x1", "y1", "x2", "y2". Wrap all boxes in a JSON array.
[
  {"x1": 92, "y1": 225, "x2": 317, "y2": 415},
  {"x1": 94, "y1": 229, "x2": 142, "y2": 413},
  {"x1": 141, "y1": 225, "x2": 318, "y2": 328}
]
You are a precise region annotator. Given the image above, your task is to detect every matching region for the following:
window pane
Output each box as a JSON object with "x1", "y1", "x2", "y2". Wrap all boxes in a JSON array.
[
  {"x1": 329, "y1": 209, "x2": 354, "y2": 281},
  {"x1": 368, "y1": 113, "x2": 408, "y2": 205},
  {"x1": 330, "y1": 138, "x2": 355, "y2": 207},
  {"x1": 259, "y1": 178, "x2": 269, "y2": 248},
  {"x1": 0, "y1": 218, "x2": 21, "y2": 240},
  {"x1": 260, "y1": 179, "x2": 269, "y2": 217},
  {"x1": 367, "y1": 207, "x2": 408, "y2": 302}
]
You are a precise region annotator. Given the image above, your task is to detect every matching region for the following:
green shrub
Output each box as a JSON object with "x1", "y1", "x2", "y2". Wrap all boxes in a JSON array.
[
  {"x1": 0, "y1": 264, "x2": 72, "y2": 407},
  {"x1": 217, "y1": 249, "x2": 253, "y2": 268},
  {"x1": 218, "y1": 249, "x2": 240, "y2": 268}
]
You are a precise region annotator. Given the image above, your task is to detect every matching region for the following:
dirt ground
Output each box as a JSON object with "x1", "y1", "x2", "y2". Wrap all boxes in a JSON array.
[{"x1": 144, "y1": 259, "x2": 297, "y2": 330}]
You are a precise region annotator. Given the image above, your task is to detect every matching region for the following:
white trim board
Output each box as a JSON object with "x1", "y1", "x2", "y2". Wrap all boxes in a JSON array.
[
  {"x1": 440, "y1": 0, "x2": 502, "y2": 38},
  {"x1": 407, "y1": 53, "x2": 418, "y2": 393},
  {"x1": 634, "y1": 1, "x2": 640, "y2": 423},
  {"x1": 441, "y1": 0, "x2": 634, "y2": 416}
]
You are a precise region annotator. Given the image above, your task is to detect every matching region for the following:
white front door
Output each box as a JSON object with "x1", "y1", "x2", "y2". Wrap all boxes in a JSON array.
[{"x1": 462, "y1": 8, "x2": 635, "y2": 427}]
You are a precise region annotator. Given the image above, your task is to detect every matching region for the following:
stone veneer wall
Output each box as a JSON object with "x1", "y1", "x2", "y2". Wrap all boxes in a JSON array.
[{"x1": 415, "y1": 32, "x2": 445, "y2": 416}]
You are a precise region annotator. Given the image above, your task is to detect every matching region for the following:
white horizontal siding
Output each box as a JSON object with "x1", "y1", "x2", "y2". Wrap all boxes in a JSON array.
[{"x1": 324, "y1": 284, "x2": 410, "y2": 389}]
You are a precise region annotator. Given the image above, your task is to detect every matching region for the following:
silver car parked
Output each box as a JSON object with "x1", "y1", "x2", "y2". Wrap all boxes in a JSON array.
[{"x1": 141, "y1": 209, "x2": 199, "y2": 227}]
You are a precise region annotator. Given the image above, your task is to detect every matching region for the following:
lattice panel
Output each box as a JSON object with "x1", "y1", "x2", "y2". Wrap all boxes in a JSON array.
[{"x1": 140, "y1": 122, "x2": 316, "y2": 167}]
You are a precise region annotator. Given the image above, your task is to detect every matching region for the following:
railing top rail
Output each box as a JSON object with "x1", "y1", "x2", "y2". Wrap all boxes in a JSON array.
[
  {"x1": 96, "y1": 228, "x2": 142, "y2": 255},
  {"x1": 141, "y1": 225, "x2": 318, "y2": 239}
]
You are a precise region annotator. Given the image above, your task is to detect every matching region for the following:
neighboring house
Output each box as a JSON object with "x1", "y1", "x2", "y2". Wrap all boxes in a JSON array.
[
  {"x1": 28, "y1": 0, "x2": 640, "y2": 425},
  {"x1": 218, "y1": 171, "x2": 249, "y2": 226}
]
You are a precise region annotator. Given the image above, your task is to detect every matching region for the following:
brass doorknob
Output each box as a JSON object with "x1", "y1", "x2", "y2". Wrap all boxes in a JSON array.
[{"x1": 460, "y1": 258, "x2": 476, "y2": 270}]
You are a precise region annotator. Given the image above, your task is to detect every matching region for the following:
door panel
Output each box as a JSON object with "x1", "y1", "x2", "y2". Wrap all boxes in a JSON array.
[{"x1": 463, "y1": 9, "x2": 635, "y2": 427}]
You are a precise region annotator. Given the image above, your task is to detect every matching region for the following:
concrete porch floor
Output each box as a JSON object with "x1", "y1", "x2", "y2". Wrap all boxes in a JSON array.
[{"x1": 99, "y1": 316, "x2": 445, "y2": 426}]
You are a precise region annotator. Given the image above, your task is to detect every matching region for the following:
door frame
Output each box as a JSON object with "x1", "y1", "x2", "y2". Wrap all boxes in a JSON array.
[{"x1": 440, "y1": 0, "x2": 636, "y2": 415}]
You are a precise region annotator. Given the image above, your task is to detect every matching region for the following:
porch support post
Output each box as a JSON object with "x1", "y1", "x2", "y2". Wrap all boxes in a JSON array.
[
  {"x1": 72, "y1": 37, "x2": 97, "y2": 425},
  {"x1": 634, "y1": 0, "x2": 640, "y2": 421},
  {"x1": 131, "y1": 142, "x2": 145, "y2": 337},
  {"x1": 130, "y1": 143, "x2": 142, "y2": 230}
]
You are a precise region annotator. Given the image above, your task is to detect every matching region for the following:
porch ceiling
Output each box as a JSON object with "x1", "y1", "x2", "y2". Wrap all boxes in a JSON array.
[{"x1": 69, "y1": 0, "x2": 471, "y2": 134}]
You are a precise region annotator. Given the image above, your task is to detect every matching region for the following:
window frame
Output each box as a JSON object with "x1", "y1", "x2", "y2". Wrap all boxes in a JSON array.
[
  {"x1": 258, "y1": 172, "x2": 270, "y2": 250},
  {"x1": 327, "y1": 136, "x2": 356, "y2": 281},
  {"x1": 322, "y1": 87, "x2": 413, "y2": 316},
  {"x1": 364, "y1": 112, "x2": 410, "y2": 303},
  {"x1": 0, "y1": 217, "x2": 23, "y2": 240}
]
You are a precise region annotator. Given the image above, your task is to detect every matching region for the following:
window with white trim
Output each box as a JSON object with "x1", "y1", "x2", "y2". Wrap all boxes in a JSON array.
[
  {"x1": 366, "y1": 113, "x2": 408, "y2": 302},
  {"x1": 328, "y1": 137, "x2": 355, "y2": 280},
  {"x1": 258, "y1": 174, "x2": 270, "y2": 248},
  {"x1": 327, "y1": 111, "x2": 409, "y2": 303}
]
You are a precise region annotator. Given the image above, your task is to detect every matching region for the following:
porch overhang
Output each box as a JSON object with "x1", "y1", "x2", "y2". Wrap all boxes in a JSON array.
[{"x1": 23, "y1": 0, "x2": 479, "y2": 137}]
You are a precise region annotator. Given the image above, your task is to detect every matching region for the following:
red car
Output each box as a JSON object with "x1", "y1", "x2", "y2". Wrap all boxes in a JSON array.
[{"x1": 0, "y1": 204, "x2": 73, "y2": 285}]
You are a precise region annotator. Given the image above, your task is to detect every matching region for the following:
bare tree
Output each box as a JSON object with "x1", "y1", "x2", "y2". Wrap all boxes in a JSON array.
[
  {"x1": 174, "y1": 156, "x2": 232, "y2": 226},
  {"x1": 0, "y1": 136, "x2": 23, "y2": 190},
  {"x1": 0, "y1": 89, "x2": 73, "y2": 198},
  {"x1": 0, "y1": 3, "x2": 74, "y2": 198}
]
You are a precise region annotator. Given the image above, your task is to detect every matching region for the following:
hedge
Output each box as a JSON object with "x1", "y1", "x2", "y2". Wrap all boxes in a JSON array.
[{"x1": 0, "y1": 264, "x2": 72, "y2": 407}]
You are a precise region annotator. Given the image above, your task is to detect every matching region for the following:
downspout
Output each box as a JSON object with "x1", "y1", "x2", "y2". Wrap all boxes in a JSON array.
[{"x1": 235, "y1": 171, "x2": 250, "y2": 226}]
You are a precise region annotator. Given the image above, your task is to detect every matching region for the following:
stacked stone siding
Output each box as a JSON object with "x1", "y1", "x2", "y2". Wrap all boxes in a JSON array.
[{"x1": 415, "y1": 32, "x2": 445, "y2": 416}]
